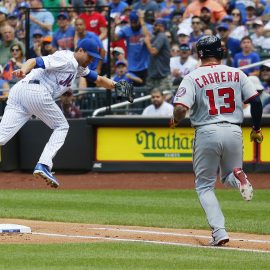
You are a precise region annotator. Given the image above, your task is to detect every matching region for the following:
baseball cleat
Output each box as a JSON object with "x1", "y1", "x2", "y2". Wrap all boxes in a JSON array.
[
  {"x1": 233, "y1": 168, "x2": 253, "y2": 201},
  {"x1": 33, "y1": 163, "x2": 59, "y2": 188},
  {"x1": 210, "y1": 236, "x2": 229, "y2": 246}
]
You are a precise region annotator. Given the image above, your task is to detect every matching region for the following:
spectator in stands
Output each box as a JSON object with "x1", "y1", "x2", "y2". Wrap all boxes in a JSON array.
[
  {"x1": 41, "y1": 36, "x2": 56, "y2": 56},
  {"x1": 170, "y1": 43, "x2": 180, "y2": 57},
  {"x1": 111, "y1": 46, "x2": 126, "y2": 63},
  {"x1": 43, "y1": 0, "x2": 68, "y2": 30},
  {"x1": 170, "y1": 43, "x2": 198, "y2": 86},
  {"x1": 200, "y1": 6, "x2": 216, "y2": 33},
  {"x1": 3, "y1": 0, "x2": 16, "y2": 13},
  {"x1": 74, "y1": 17, "x2": 105, "y2": 74},
  {"x1": 249, "y1": 75, "x2": 270, "y2": 107},
  {"x1": 183, "y1": 0, "x2": 227, "y2": 23},
  {"x1": 0, "y1": 6, "x2": 8, "y2": 28},
  {"x1": 79, "y1": 0, "x2": 107, "y2": 41},
  {"x1": 189, "y1": 16, "x2": 204, "y2": 57},
  {"x1": 133, "y1": 0, "x2": 159, "y2": 13},
  {"x1": 220, "y1": 39, "x2": 233, "y2": 66},
  {"x1": 109, "y1": 0, "x2": 128, "y2": 17},
  {"x1": 113, "y1": 60, "x2": 143, "y2": 84},
  {"x1": 171, "y1": 0, "x2": 185, "y2": 16},
  {"x1": 177, "y1": 28, "x2": 191, "y2": 45},
  {"x1": 52, "y1": 12, "x2": 75, "y2": 51},
  {"x1": 216, "y1": 22, "x2": 241, "y2": 58},
  {"x1": 29, "y1": 29, "x2": 44, "y2": 58},
  {"x1": 259, "y1": 62, "x2": 270, "y2": 94},
  {"x1": 233, "y1": 36, "x2": 260, "y2": 76},
  {"x1": 159, "y1": 0, "x2": 175, "y2": 20},
  {"x1": 142, "y1": 88, "x2": 173, "y2": 116},
  {"x1": 28, "y1": 0, "x2": 54, "y2": 45},
  {"x1": 110, "y1": 15, "x2": 128, "y2": 56},
  {"x1": 111, "y1": 10, "x2": 152, "y2": 86},
  {"x1": 15, "y1": 1, "x2": 30, "y2": 20},
  {"x1": 58, "y1": 90, "x2": 82, "y2": 118},
  {"x1": 164, "y1": 30, "x2": 174, "y2": 46},
  {"x1": 0, "y1": 66, "x2": 9, "y2": 98},
  {"x1": 245, "y1": 1, "x2": 257, "y2": 30},
  {"x1": 229, "y1": 8, "x2": 248, "y2": 41},
  {"x1": 2, "y1": 43, "x2": 25, "y2": 87},
  {"x1": 144, "y1": 18, "x2": 172, "y2": 91},
  {"x1": 170, "y1": 10, "x2": 184, "y2": 43},
  {"x1": 0, "y1": 25, "x2": 25, "y2": 67},
  {"x1": 250, "y1": 19, "x2": 265, "y2": 50},
  {"x1": 7, "y1": 12, "x2": 19, "y2": 29}
]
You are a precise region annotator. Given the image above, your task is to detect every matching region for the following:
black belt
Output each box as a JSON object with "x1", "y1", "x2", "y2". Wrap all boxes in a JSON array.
[{"x1": 28, "y1": 80, "x2": 40, "y2": 84}]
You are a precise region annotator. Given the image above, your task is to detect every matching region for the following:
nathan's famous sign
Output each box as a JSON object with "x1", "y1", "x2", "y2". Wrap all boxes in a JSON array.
[
  {"x1": 96, "y1": 127, "x2": 254, "y2": 162},
  {"x1": 96, "y1": 127, "x2": 194, "y2": 161}
]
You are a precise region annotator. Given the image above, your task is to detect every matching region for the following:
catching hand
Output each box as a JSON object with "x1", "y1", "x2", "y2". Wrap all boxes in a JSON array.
[
  {"x1": 250, "y1": 128, "x2": 263, "y2": 143},
  {"x1": 115, "y1": 80, "x2": 135, "y2": 103}
]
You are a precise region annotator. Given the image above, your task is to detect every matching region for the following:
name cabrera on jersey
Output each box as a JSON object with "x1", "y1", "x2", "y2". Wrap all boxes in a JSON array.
[
  {"x1": 26, "y1": 50, "x2": 89, "y2": 99},
  {"x1": 173, "y1": 64, "x2": 258, "y2": 127}
]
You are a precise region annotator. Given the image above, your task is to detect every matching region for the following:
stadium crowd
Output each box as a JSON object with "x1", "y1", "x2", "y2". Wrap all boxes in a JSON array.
[{"x1": 0, "y1": 0, "x2": 270, "y2": 116}]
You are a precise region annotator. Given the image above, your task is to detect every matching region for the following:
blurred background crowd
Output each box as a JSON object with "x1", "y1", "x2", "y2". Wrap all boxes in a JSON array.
[{"x1": 0, "y1": 0, "x2": 270, "y2": 117}]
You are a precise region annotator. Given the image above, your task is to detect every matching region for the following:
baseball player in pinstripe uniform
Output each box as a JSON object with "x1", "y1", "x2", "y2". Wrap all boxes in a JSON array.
[
  {"x1": 171, "y1": 36, "x2": 263, "y2": 246},
  {"x1": 0, "y1": 38, "x2": 132, "y2": 188}
]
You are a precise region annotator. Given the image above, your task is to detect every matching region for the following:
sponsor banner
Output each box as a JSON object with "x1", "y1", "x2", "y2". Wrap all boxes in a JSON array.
[
  {"x1": 96, "y1": 127, "x2": 254, "y2": 162},
  {"x1": 259, "y1": 127, "x2": 270, "y2": 162}
]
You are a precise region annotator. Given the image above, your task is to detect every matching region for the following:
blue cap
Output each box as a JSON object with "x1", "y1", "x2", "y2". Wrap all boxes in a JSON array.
[
  {"x1": 0, "y1": 7, "x2": 8, "y2": 15},
  {"x1": 222, "y1": 15, "x2": 233, "y2": 22},
  {"x1": 8, "y1": 12, "x2": 18, "y2": 18},
  {"x1": 129, "y1": 10, "x2": 138, "y2": 22},
  {"x1": 77, "y1": 38, "x2": 102, "y2": 60},
  {"x1": 217, "y1": 22, "x2": 229, "y2": 31},
  {"x1": 32, "y1": 29, "x2": 44, "y2": 37},
  {"x1": 115, "y1": 60, "x2": 127, "y2": 66},
  {"x1": 57, "y1": 12, "x2": 68, "y2": 19},
  {"x1": 154, "y1": 18, "x2": 167, "y2": 29}
]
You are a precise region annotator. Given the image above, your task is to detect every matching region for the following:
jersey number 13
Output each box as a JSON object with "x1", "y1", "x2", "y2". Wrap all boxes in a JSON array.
[{"x1": 206, "y1": 87, "x2": 236, "y2": 115}]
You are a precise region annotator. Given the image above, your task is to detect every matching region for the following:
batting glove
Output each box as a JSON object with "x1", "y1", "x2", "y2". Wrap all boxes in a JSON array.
[{"x1": 250, "y1": 128, "x2": 263, "y2": 143}]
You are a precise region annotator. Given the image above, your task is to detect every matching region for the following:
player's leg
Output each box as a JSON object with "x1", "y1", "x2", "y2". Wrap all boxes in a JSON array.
[
  {"x1": 194, "y1": 125, "x2": 229, "y2": 246},
  {"x1": 0, "y1": 102, "x2": 31, "y2": 148},
  {"x1": 26, "y1": 91, "x2": 69, "y2": 188},
  {"x1": 220, "y1": 124, "x2": 253, "y2": 201}
]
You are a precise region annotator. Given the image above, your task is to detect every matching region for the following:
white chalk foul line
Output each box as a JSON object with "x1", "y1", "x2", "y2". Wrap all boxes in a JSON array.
[
  {"x1": 90, "y1": 227, "x2": 270, "y2": 244},
  {"x1": 32, "y1": 232, "x2": 270, "y2": 254}
]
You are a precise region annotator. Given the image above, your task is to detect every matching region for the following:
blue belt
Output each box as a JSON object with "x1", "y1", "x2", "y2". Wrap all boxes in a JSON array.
[{"x1": 28, "y1": 80, "x2": 40, "y2": 84}]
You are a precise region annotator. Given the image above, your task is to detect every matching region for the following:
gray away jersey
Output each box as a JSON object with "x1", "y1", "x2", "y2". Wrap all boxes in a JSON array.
[
  {"x1": 24, "y1": 50, "x2": 89, "y2": 99},
  {"x1": 173, "y1": 64, "x2": 259, "y2": 127}
]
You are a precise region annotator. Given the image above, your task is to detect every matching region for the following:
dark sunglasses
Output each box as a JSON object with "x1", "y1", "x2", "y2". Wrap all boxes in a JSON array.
[
  {"x1": 232, "y1": 13, "x2": 240, "y2": 16},
  {"x1": 192, "y1": 21, "x2": 200, "y2": 24},
  {"x1": 11, "y1": 48, "x2": 20, "y2": 52}
]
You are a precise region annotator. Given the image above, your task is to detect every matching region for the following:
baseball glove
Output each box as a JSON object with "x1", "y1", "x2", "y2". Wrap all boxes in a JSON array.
[
  {"x1": 250, "y1": 128, "x2": 263, "y2": 143},
  {"x1": 115, "y1": 80, "x2": 135, "y2": 103}
]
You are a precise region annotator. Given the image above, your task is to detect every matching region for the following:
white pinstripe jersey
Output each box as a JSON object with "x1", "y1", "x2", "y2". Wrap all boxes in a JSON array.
[
  {"x1": 173, "y1": 64, "x2": 259, "y2": 127},
  {"x1": 24, "y1": 50, "x2": 89, "y2": 99}
]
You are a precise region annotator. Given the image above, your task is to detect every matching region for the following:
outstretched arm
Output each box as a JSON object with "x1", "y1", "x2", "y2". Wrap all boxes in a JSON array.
[{"x1": 12, "y1": 58, "x2": 37, "y2": 78}]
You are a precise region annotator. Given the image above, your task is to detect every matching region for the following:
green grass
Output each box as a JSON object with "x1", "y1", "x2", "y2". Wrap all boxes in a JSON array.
[
  {"x1": 0, "y1": 242, "x2": 270, "y2": 270},
  {"x1": 1, "y1": 189, "x2": 270, "y2": 269},
  {"x1": 0, "y1": 189, "x2": 269, "y2": 234}
]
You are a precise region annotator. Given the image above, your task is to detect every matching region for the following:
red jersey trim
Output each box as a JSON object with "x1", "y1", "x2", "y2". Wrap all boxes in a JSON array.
[{"x1": 244, "y1": 92, "x2": 259, "y2": 104}]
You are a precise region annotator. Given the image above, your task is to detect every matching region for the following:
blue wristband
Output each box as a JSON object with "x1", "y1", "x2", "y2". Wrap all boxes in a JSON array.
[
  {"x1": 34, "y1": 57, "x2": 45, "y2": 69},
  {"x1": 84, "y1": 70, "x2": 98, "y2": 82}
]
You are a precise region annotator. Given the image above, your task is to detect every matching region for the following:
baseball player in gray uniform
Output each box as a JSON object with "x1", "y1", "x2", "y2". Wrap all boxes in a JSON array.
[
  {"x1": 171, "y1": 36, "x2": 263, "y2": 246},
  {"x1": 0, "y1": 38, "x2": 133, "y2": 188}
]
